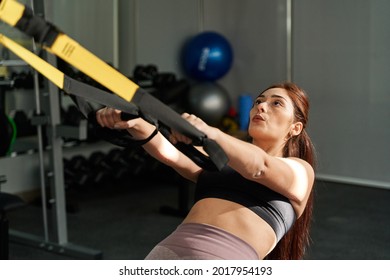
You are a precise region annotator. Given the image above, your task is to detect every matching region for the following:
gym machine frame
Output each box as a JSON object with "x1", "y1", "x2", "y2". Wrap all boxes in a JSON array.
[{"x1": 3, "y1": 0, "x2": 102, "y2": 259}]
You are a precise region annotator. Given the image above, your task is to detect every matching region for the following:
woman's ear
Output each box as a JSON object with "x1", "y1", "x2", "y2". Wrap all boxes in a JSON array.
[{"x1": 290, "y1": 122, "x2": 303, "y2": 137}]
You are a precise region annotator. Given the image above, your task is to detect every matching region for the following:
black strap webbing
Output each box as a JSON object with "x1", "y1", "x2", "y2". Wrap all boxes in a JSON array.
[
  {"x1": 63, "y1": 77, "x2": 227, "y2": 171},
  {"x1": 15, "y1": 5, "x2": 59, "y2": 46},
  {"x1": 63, "y1": 76, "x2": 139, "y2": 117}
]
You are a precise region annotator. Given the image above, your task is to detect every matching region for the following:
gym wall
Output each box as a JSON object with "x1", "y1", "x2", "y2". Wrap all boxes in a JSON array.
[{"x1": 293, "y1": 0, "x2": 390, "y2": 186}]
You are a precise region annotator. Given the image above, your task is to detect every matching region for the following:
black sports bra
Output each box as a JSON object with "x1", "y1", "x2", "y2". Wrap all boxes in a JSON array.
[{"x1": 194, "y1": 166, "x2": 296, "y2": 242}]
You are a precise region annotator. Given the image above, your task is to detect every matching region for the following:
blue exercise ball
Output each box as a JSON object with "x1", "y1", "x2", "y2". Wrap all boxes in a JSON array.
[
  {"x1": 182, "y1": 31, "x2": 233, "y2": 81},
  {"x1": 187, "y1": 82, "x2": 231, "y2": 126}
]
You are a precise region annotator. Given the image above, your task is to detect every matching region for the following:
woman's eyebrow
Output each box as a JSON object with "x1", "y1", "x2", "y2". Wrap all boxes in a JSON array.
[
  {"x1": 271, "y1": 94, "x2": 288, "y2": 101},
  {"x1": 257, "y1": 94, "x2": 287, "y2": 101}
]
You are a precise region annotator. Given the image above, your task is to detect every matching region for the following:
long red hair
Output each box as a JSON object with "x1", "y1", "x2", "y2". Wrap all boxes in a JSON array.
[{"x1": 263, "y1": 82, "x2": 317, "y2": 260}]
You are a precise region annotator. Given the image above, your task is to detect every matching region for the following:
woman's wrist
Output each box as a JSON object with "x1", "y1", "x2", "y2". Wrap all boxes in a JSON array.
[
  {"x1": 125, "y1": 122, "x2": 158, "y2": 145},
  {"x1": 137, "y1": 126, "x2": 159, "y2": 146},
  {"x1": 208, "y1": 126, "x2": 222, "y2": 142}
]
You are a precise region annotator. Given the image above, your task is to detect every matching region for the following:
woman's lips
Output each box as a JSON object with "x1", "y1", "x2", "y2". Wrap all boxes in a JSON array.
[{"x1": 253, "y1": 113, "x2": 266, "y2": 121}]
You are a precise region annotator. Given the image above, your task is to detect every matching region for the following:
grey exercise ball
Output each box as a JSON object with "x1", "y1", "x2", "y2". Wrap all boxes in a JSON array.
[{"x1": 187, "y1": 82, "x2": 231, "y2": 126}]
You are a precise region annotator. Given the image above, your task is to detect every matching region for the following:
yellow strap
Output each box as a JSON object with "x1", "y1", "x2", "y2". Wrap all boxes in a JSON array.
[
  {"x1": 48, "y1": 34, "x2": 138, "y2": 102},
  {"x1": 0, "y1": 33, "x2": 64, "y2": 88},
  {"x1": 0, "y1": 0, "x2": 25, "y2": 27},
  {"x1": 0, "y1": 0, "x2": 138, "y2": 102}
]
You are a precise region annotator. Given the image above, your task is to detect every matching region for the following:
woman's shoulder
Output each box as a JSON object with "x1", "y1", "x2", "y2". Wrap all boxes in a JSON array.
[
  {"x1": 276, "y1": 157, "x2": 315, "y2": 186},
  {"x1": 278, "y1": 157, "x2": 314, "y2": 172}
]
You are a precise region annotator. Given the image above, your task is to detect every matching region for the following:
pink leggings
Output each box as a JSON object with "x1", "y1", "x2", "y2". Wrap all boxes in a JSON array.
[{"x1": 144, "y1": 223, "x2": 259, "y2": 260}]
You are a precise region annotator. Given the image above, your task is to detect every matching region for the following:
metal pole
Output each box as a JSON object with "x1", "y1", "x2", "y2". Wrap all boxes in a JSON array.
[
  {"x1": 43, "y1": 0, "x2": 68, "y2": 245},
  {"x1": 30, "y1": 0, "x2": 49, "y2": 243}
]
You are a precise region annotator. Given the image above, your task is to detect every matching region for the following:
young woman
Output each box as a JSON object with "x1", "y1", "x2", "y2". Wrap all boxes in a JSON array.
[{"x1": 96, "y1": 82, "x2": 316, "y2": 260}]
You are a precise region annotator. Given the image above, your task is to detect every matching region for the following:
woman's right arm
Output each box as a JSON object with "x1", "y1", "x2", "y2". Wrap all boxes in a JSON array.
[{"x1": 96, "y1": 107, "x2": 202, "y2": 182}]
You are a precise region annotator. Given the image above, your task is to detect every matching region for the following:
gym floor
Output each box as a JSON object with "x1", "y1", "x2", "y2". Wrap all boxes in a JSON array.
[{"x1": 6, "y1": 177, "x2": 390, "y2": 260}]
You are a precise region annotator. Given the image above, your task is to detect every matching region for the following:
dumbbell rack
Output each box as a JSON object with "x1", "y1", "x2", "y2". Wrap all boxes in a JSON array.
[{"x1": 0, "y1": 0, "x2": 102, "y2": 259}]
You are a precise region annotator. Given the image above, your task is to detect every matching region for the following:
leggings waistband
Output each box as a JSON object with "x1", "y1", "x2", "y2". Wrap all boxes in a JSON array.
[{"x1": 145, "y1": 223, "x2": 259, "y2": 260}]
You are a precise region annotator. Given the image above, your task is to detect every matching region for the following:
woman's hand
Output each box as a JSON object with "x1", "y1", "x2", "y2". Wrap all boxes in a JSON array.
[
  {"x1": 169, "y1": 113, "x2": 219, "y2": 144},
  {"x1": 95, "y1": 107, "x2": 123, "y2": 129},
  {"x1": 95, "y1": 107, "x2": 156, "y2": 140},
  {"x1": 96, "y1": 109, "x2": 206, "y2": 182}
]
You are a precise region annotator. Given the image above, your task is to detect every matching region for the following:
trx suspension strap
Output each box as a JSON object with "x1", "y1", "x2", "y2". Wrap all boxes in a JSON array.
[
  {"x1": 0, "y1": 0, "x2": 229, "y2": 171},
  {"x1": 0, "y1": 34, "x2": 225, "y2": 171}
]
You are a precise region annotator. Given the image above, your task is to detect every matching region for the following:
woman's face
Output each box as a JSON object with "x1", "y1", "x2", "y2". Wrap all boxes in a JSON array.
[{"x1": 248, "y1": 88, "x2": 297, "y2": 145}]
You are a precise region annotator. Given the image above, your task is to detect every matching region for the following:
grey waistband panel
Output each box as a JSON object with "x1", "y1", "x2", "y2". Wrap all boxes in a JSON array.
[{"x1": 145, "y1": 223, "x2": 259, "y2": 260}]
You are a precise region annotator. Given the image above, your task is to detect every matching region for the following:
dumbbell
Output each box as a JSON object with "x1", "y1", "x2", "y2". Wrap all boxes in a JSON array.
[
  {"x1": 103, "y1": 148, "x2": 132, "y2": 180},
  {"x1": 133, "y1": 64, "x2": 158, "y2": 82},
  {"x1": 120, "y1": 147, "x2": 151, "y2": 178},
  {"x1": 151, "y1": 78, "x2": 189, "y2": 106},
  {"x1": 63, "y1": 155, "x2": 91, "y2": 190},
  {"x1": 152, "y1": 73, "x2": 177, "y2": 88},
  {"x1": 87, "y1": 151, "x2": 113, "y2": 186},
  {"x1": 92, "y1": 148, "x2": 140, "y2": 182}
]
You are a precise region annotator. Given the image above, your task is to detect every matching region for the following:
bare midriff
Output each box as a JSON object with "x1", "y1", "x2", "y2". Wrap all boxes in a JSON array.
[{"x1": 182, "y1": 197, "x2": 277, "y2": 259}]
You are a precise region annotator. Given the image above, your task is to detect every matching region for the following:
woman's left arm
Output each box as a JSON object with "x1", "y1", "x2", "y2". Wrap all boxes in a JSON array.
[
  {"x1": 171, "y1": 114, "x2": 314, "y2": 216},
  {"x1": 217, "y1": 131, "x2": 314, "y2": 216}
]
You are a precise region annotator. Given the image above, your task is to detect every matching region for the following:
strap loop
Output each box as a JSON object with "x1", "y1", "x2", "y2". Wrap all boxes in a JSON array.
[{"x1": 15, "y1": 6, "x2": 59, "y2": 46}]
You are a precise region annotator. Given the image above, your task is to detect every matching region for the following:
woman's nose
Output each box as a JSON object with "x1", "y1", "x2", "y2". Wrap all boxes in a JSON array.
[{"x1": 256, "y1": 101, "x2": 267, "y2": 112}]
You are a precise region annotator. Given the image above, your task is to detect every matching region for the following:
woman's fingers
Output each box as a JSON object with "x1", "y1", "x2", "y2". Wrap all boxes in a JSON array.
[
  {"x1": 169, "y1": 113, "x2": 203, "y2": 145},
  {"x1": 96, "y1": 107, "x2": 123, "y2": 128}
]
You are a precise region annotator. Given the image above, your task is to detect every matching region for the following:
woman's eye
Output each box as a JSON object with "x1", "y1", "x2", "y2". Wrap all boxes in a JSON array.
[
  {"x1": 273, "y1": 100, "x2": 283, "y2": 106},
  {"x1": 253, "y1": 100, "x2": 262, "y2": 106}
]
